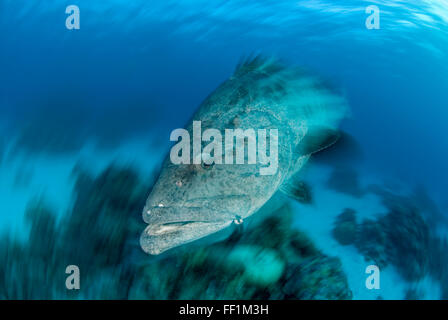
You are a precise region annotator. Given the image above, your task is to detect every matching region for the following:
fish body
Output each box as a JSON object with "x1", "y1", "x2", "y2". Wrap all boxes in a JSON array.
[{"x1": 140, "y1": 57, "x2": 348, "y2": 255}]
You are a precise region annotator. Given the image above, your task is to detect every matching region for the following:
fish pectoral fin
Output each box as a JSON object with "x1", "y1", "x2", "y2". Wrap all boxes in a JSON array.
[
  {"x1": 279, "y1": 175, "x2": 313, "y2": 205},
  {"x1": 298, "y1": 126, "x2": 340, "y2": 155},
  {"x1": 281, "y1": 127, "x2": 339, "y2": 203}
]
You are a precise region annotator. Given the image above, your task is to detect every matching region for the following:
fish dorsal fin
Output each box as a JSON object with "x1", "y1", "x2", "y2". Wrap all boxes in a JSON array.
[
  {"x1": 233, "y1": 55, "x2": 283, "y2": 78},
  {"x1": 297, "y1": 126, "x2": 340, "y2": 156},
  {"x1": 279, "y1": 175, "x2": 313, "y2": 205}
]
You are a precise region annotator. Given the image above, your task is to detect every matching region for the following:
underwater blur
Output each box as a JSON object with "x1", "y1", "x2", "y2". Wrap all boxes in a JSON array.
[{"x1": 1, "y1": 0, "x2": 448, "y2": 300}]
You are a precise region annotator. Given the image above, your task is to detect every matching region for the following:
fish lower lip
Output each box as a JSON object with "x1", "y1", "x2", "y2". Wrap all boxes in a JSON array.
[
  {"x1": 140, "y1": 220, "x2": 234, "y2": 255},
  {"x1": 145, "y1": 221, "x2": 230, "y2": 238}
]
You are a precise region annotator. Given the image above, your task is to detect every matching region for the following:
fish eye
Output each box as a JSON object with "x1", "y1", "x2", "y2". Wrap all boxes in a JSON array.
[
  {"x1": 233, "y1": 216, "x2": 243, "y2": 225},
  {"x1": 176, "y1": 180, "x2": 183, "y2": 187},
  {"x1": 200, "y1": 153, "x2": 215, "y2": 170},
  {"x1": 201, "y1": 161, "x2": 214, "y2": 170}
]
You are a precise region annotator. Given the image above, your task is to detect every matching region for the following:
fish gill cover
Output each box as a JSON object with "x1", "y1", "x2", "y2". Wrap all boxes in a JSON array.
[{"x1": 0, "y1": 0, "x2": 448, "y2": 300}]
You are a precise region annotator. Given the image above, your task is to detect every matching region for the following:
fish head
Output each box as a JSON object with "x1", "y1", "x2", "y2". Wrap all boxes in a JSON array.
[{"x1": 140, "y1": 157, "x2": 281, "y2": 255}]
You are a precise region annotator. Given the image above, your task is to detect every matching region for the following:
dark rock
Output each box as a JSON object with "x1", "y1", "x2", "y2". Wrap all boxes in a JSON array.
[
  {"x1": 0, "y1": 202, "x2": 65, "y2": 299},
  {"x1": 0, "y1": 164, "x2": 353, "y2": 300},
  {"x1": 332, "y1": 208, "x2": 357, "y2": 245},
  {"x1": 354, "y1": 204, "x2": 431, "y2": 281},
  {"x1": 404, "y1": 287, "x2": 423, "y2": 300},
  {"x1": 384, "y1": 207, "x2": 430, "y2": 281},
  {"x1": 355, "y1": 218, "x2": 389, "y2": 268},
  {"x1": 62, "y1": 165, "x2": 148, "y2": 269},
  {"x1": 282, "y1": 255, "x2": 352, "y2": 300}
]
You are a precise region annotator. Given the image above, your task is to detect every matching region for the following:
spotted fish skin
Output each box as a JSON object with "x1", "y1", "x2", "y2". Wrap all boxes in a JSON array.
[{"x1": 140, "y1": 56, "x2": 348, "y2": 255}]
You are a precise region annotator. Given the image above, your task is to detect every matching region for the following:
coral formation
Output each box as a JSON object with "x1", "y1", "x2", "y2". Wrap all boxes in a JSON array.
[
  {"x1": 282, "y1": 256, "x2": 352, "y2": 300},
  {"x1": 368, "y1": 183, "x2": 448, "y2": 228},
  {"x1": 383, "y1": 207, "x2": 430, "y2": 281},
  {"x1": 0, "y1": 166, "x2": 352, "y2": 300},
  {"x1": 366, "y1": 185, "x2": 448, "y2": 292},
  {"x1": 404, "y1": 287, "x2": 423, "y2": 300},
  {"x1": 7, "y1": 162, "x2": 443, "y2": 299},
  {"x1": 355, "y1": 218, "x2": 389, "y2": 268},
  {"x1": 332, "y1": 208, "x2": 357, "y2": 246},
  {"x1": 0, "y1": 165, "x2": 149, "y2": 299},
  {"x1": 331, "y1": 187, "x2": 436, "y2": 283},
  {"x1": 0, "y1": 201, "x2": 65, "y2": 299},
  {"x1": 133, "y1": 202, "x2": 352, "y2": 300},
  {"x1": 354, "y1": 209, "x2": 430, "y2": 281}
]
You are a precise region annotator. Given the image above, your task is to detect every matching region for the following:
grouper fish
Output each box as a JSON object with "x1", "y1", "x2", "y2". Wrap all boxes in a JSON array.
[{"x1": 140, "y1": 56, "x2": 348, "y2": 255}]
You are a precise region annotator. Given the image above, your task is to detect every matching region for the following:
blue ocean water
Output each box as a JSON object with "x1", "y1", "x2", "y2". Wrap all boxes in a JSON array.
[{"x1": 0, "y1": 0, "x2": 447, "y2": 300}]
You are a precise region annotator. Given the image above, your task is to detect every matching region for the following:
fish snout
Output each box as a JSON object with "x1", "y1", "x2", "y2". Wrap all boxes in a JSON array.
[
  {"x1": 140, "y1": 195, "x2": 252, "y2": 255},
  {"x1": 140, "y1": 219, "x2": 234, "y2": 255}
]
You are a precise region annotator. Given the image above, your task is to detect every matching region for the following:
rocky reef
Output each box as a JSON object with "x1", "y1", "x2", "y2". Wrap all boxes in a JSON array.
[
  {"x1": 0, "y1": 165, "x2": 150, "y2": 299},
  {"x1": 0, "y1": 164, "x2": 352, "y2": 300},
  {"x1": 355, "y1": 218, "x2": 389, "y2": 269},
  {"x1": 404, "y1": 287, "x2": 424, "y2": 300},
  {"x1": 332, "y1": 208, "x2": 357, "y2": 246},
  {"x1": 351, "y1": 206, "x2": 430, "y2": 281},
  {"x1": 282, "y1": 256, "x2": 351, "y2": 300},
  {"x1": 0, "y1": 201, "x2": 65, "y2": 299},
  {"x1": 131, "y1": 202, "x2": 352, "y2": 300},
  {"x1": 383, "y1": 206, "x2": 430, "y2": 281},
  {"x1": 333, "y1": 186, "x2": 447, "y2": 291}
]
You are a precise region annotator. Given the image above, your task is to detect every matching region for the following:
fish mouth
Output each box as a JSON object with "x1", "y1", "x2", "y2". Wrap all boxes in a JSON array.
[
  {"x1": 140, "y1": 219, "x2": 233, "y2": 255},
  {"x1": 142, "y1": 205, "x2": 229, "y2": 225},
  {"x1": 140, "y1": 196, "x2": 250, "y2": 255},
  {"x1": 142, "y1": 195, "x2": 250, "y2": 224}
]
